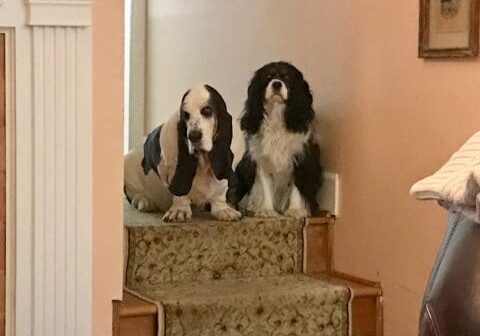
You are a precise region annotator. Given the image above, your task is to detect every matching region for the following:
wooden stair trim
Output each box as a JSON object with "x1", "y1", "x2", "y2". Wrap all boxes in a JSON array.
[
  {"x1": 319, "y1": 271, "x2": 383, "y2": 336},
  {"x1": 313, "y1": 272, "x2": 382, "y2": 298},
  {"x1": 306, "y1": 216, "x2": 334, "y2": 273},
  {"x1": 119, "y1": 292, "x2": 157, "y2": 318},
  {"x1": 112, "y1": 300, "x2": 122, "y2": 336},
  {"x1": 376, "y1": 295, "x2": 384, "y2": 336},
  {"x1": 328, "y1": 270, "x2": 382, "y2": 293},
  {"x1": 307, "y1": 214, "x2": 334, "y2": 226}
]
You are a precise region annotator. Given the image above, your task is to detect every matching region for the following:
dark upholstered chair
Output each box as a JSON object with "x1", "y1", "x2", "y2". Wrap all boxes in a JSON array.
[{"x1": 419, "y1": 212, "x2": 480, "y2": 335}]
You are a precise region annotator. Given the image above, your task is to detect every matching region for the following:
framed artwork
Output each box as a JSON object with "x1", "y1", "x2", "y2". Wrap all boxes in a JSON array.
[{"x1": 419, "y1": 0, "x2": 480, "y2": 58}]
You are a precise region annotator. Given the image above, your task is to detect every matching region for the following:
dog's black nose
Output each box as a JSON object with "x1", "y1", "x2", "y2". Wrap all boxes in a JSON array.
[
  {"x1": 188, "y1": 130, "x2": 202, "y2": 143},
  {"x1": 272, "y1": 80, "x2": 282, "y2": 91}
]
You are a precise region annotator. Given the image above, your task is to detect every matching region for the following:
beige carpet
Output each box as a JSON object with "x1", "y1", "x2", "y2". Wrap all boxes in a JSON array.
[{"x1": 125, "y1": 204, "x2": 351, "y2": 336}]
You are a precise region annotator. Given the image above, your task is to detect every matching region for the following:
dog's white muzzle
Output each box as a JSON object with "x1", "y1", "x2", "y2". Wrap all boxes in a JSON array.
[{"x1": 265, "y1": 79, "x2": 288, "y2": 102}]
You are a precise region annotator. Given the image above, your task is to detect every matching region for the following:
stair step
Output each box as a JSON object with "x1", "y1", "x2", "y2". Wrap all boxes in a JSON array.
[
  {"x1": 125, "y1": 205, "x2": 315, "y2": 286},
  {"x1": 128, "y1": 274, "x2": 350, "y2": 336},
  {"x1": 118, "y1": 273, "x2": 382, "y2": 336},
  {"x1": 120, "y1": 273, "x2": 381, "y2": 318}
]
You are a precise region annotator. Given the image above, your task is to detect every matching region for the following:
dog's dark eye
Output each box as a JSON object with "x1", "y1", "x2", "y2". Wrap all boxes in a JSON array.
[
  {"x1": 201, "y1": 106, "x2": 213, "y2": 117},
  {"x1": 181, "y1": 110, "x2": 190, "y2": 120}
]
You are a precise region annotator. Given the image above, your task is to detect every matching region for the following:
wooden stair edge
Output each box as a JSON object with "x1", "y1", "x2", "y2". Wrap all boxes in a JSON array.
[
  {"x1": 312, "y1": 271, "x2": 382, "y2": 298},
  {"x1": 330, "y1": 270, "x2": 382, "y2": 291},
  {"x1": 307, "y1": 213, "x2": 335, "y2": 226},
  {"x1": 118, "y1": 291, "x2": 157, "y2": 318},
  {"x1": 114, "y1": 292, "x2": 158, "y2": 336},
  {"x1": 323, "y1": 270, "x2": 383, "y2": 336}
]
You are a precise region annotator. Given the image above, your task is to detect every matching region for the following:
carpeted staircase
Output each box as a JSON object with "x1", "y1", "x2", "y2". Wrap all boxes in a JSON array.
[{"x1": 124, "y1": 205, "x2": 357, "y2": 336}]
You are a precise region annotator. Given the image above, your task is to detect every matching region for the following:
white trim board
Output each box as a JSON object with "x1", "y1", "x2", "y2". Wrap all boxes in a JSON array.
[
  {"x1": 28, "y1": 0, "x2": 92, "y2": 27},
  {"x1": 317, "y1": 172, "x2": 340, "y2": 217}
]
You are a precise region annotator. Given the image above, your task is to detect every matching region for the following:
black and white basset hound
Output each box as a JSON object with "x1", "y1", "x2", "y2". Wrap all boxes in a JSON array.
[
  {"x1": 124, "y1": 84, "x2": 245, "y2": 222},
  {"x1": 231, "y1": 62, "x2": 323, "y2": 218}
]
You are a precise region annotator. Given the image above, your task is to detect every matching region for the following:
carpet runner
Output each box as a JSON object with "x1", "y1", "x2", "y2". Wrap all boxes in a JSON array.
[{"x1": 124, "y1": 204, "x2": 352, "y2": 336}]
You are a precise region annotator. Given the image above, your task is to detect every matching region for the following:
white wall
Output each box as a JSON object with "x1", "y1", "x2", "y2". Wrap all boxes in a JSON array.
[{"x1": 145, "y1": 0, "x2": 333, "y2": 131}]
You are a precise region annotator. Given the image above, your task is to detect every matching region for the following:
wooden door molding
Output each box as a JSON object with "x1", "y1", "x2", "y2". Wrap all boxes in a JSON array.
[
  {"x1": 0, "y1": 32, "x2": 6, "y2": 336},
  {"x1": 0, "y1": 28, "x2": 14, "y2": 336}
]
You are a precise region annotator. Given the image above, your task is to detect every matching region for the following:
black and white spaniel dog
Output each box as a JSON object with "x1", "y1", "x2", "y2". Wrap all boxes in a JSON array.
[
  {"x1": 124, "y1": 84, "x2": 244, "y2": 222},
  {"x1": 231, "y1": 62, "x2": 323, "y2": 219}
]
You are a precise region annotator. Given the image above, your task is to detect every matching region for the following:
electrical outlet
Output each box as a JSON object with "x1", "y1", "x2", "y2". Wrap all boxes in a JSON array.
[{"x1": 317, "y1": 172, "x2": 339, "y2": 216}]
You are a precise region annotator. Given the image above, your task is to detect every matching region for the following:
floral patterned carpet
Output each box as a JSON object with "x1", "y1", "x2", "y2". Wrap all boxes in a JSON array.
[{"x1": 125, "y1": 205, "x2": 351, "y2": 336}]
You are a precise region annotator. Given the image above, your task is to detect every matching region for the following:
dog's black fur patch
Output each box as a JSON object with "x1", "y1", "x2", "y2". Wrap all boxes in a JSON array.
[
  {"x1": 227, "y1": 152, "x2": 256, "y2": 206},
  {"x1": 141, "y1": 125, "x2": 163, "y2": 176},
  {"x1": 124, "y1": 185, "x2": 132, "y2": 204},
  {"x1": 293, "y1": 138, "x2": 323, "y2": 216}
]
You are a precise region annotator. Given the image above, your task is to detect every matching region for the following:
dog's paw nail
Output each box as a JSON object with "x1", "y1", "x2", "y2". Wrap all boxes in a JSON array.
[
  {"x1": 163, "y1": 208, "x2": 192, "y2": 223},
  {"x1": 133, "y1": 195, "x2": 155, "y2": 213},
  {"x1": 138, "y1": 200, "x2": 149, "y2": 212}
]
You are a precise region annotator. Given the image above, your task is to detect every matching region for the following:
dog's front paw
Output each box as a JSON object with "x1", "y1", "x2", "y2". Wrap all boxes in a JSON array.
[
  {"x1": 163, "y1": 207, "x2": 192, "y2": 223},
  {"x1": 253, "y1": 209, "x2": 279, "y2": 218},
  {"x1": 132, "y1": 195, "x2": 156, "y2": 213},
  {"x1": 284, "y1": 208, "x2": 308, "y2": 219},
  {"x1": 212, "y1": 207, "x2": 242, "y2": 221}
]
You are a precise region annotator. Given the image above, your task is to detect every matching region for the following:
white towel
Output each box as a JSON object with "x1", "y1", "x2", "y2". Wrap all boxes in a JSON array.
[{"x1": 410, "y1": 131, "x2": 480, "y2": 223}]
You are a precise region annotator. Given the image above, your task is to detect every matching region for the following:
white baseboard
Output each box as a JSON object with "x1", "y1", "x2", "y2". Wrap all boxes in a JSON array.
[{"x1": 317, "y1": 172, "x2": 340, "y2": 216}]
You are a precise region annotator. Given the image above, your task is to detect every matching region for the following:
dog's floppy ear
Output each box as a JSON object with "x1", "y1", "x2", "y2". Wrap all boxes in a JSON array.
[
  {"x1": 205, "y1": 85, "x2": 234, "y2": 180},
  {"x1": 240, "y1": 70, "x2": 265, "y2": 135},
  {"x1": 168, "y1": 91, "x2": 199, "y2": 196},
  {"x1": 285, "y1": 73, "x2": 314, "y2": 133}
]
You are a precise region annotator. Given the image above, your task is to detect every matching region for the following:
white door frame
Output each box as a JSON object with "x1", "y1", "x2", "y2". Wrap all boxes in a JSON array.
[{"x1": 126, "y1": 0, "x2": 147, "y2": 150}]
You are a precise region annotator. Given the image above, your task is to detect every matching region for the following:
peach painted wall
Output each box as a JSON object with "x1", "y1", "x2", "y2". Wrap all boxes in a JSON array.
[
  {"x1": 92, "y1": 0, "x2": 124, "y2": 335},
  {"x1": 308, "y1": 1, "x2": 480, "y2": 335}
]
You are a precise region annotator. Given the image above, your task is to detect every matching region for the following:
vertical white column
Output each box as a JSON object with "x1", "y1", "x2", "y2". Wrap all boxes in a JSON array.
[{"x1": 27, "y1": 1, "x2": 92, "y2": 335}]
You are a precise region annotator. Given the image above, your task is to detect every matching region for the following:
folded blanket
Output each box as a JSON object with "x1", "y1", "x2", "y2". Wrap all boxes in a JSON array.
[{"x1": 410, "y1": 131, "x2": 480, "y2": 223}]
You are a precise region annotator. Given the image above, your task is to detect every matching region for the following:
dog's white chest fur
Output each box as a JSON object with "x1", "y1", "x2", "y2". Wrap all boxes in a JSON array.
[
  {"x1": 188, "y1": 153, "x2": 226, "y2": 205},
  {"x1": 250, "y1": 103, "x2": 309, "y2": 174}
]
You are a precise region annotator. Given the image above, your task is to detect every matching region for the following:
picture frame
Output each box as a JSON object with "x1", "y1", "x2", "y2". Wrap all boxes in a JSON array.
[{"x1": 419, "y1": 0, "x2": 480, "y2": 58}]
